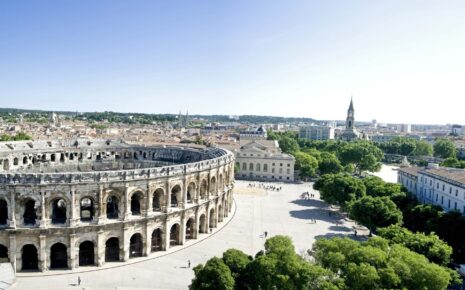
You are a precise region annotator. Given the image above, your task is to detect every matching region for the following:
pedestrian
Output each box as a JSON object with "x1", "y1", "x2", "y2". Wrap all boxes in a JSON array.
[
  {"x1": 188, "y1": 260, "x2": 191, "y2": 268},
  {"x1": 264, "y1": 231, "x2": 268, "y2": 238},
  {"x1": 354, "y1": 230, "x2": 358, "y2": 237},
  {"x1": 78, "y1": 276, "x2": 81, "y2": 286}
]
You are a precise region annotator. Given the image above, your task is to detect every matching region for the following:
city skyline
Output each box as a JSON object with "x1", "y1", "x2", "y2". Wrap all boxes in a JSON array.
[{"x1": 1, "y1": 1, "x2": 465, "y2": 124}]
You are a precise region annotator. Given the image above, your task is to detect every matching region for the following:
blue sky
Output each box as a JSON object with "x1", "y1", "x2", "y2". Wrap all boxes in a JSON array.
[{"x1": 1, "y1": 1, "x2": 464, "y2": 124}]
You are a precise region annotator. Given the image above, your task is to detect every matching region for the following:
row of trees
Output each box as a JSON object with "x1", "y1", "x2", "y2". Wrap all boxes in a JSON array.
[
  {"x1": 0, "y1": 132, "x2": 32, "y2": 141},
  {"x1": 191, "y1": 235, "x2": 459, "y2": 290},
  {"x1": 267, "y1": 132, "x2": 384, "y2": 179},
  {"x1": 314, "y1": 173, "x2": 465, "y2": 264},
  {"x1": 375, "y1": 137, "x2": 459, "y2": 160}
]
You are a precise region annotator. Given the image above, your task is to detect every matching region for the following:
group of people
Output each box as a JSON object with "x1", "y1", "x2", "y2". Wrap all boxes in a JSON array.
[
  {"x1": 300, "y1": 192, "x2": 315, "y2": 200},
  {"x1": 248, "y1": 183, "x2": 282, "y2": 191}
]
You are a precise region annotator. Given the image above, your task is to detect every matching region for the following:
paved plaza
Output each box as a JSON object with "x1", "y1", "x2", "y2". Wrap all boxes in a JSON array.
[{"x1": 11, "y1": 181, "x2": 365, "y2": 290}]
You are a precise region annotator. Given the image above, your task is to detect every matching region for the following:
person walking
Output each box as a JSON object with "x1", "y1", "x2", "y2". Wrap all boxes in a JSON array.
[
  {"x1": 188, "y1": 260, "x2": 191, "y2": 268},
  {"x1": 78, "y1": 276, "x2": 81, "y2": 286},
  {"x1": 264, "y1": 231, "x2": 268, "y2": 238}
]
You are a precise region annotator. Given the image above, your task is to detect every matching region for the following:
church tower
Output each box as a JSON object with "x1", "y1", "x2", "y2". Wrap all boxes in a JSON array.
[{"x1": 346, "y1": 97, "x2": 355, "y2": 131}]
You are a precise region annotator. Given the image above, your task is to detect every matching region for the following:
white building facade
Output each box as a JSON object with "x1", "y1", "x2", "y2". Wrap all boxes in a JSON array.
[
  {"x1": 299, "y1": 125, "x2": 335, "y2": 141},
  {"x1": 398, "y1": 164, "x2": 465, "y2": 214}
]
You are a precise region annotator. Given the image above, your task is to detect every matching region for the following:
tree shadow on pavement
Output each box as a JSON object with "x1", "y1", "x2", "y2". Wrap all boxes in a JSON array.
[
  {"x1": 289, "y1": 208, "x2": 344, "y2": 223},
  {"x1": 328, "y1": 225, "x2": 352, "y2": 232},
  {"x1": 290, "y1": 199, "x2": 329, "y2": 208}
]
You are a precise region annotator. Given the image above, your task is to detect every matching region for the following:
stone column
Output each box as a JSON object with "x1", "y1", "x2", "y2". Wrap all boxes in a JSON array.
[
  {"x1": 70, "y1": 188, "x2": 78, "y2": 226},
  {"x1": 39, "y1": 234, "x2": 47, "y2": 271},
  {"x1": 165, "y1": 181, "x2": 171, "y2": 211},
  {"x1": 182, "y1": 176, "x2": 187, "y2": 209},
  {"x1": 9, "y1": 192, "x2": 16, "y2": 228},
  {"x1": 97, "y1": 185, "x2": 106, "y2": 224},
  {"x1": 194, "y1": 208, "x2": 199, "y2": 239},
  {"x1": 123, "y1": 186, "x2": 130, "y2": 220},
  {"x1": 69, "y1": 234, "x2": 76, "y2": 269},
  {"x1": 122, "y1": 224, "x2": 129, "y2": 261},
  {"x1": 145, "y1": 183, "x2": 151, "y2": 217},
  {"x1": 144, "y1": 222, "x2": 151, "y2": 256},
  {"x1": 97, "y1": 229, "x2": 105, "y2": 266},
  {"x1": 180, "y1": 214, "x2": 186, "y2": 246},
  {"x1": 39, "y1": 192, "x2": 47, "y2": 228},
  {"x1": 9, "y1": 234, "x2": 16, "y2": 271},
  {"x1": 163, "y1": 218, "x2": 169, "y2": 250}
]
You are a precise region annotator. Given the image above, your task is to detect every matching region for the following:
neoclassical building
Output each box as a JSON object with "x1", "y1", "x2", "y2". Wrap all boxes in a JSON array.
[{"x1": 0, "y1": 139, "x2": 234, "y2": 272}]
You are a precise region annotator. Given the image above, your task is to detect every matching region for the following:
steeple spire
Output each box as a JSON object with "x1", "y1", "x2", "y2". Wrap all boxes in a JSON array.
[{"x1": 348, "y1": 96, "x2": 354, "y2": 112}]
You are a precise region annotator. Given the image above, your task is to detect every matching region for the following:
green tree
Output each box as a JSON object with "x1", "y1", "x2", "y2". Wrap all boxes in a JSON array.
[
  {"x1": 312, "y1": 237, "x2": 458, "y2": 290},
  {"x1": 434, "y1": 139, "x2": 457, "y2": 159},
  {"x1": 318, "y1": 152, "x2": 343, "y2": 175},
  {"x1": 378, "y1": 225, "x2": 452, "y2": 266},
  {"x1": 313, "y1": 173, "x2": 366, "y2": 209},
  {"x1": 294, "y1": 151, "x2": 318, "y2": 179},
  {"x1": 337, "y1": 142, "x2": 383, "y2": 174},
  {"x1": 349, "y1": 196, "x2": 403, "y2": 234},
  {"x1": 278, "y1": 136, "x2": 299, "y2": 153},
  {"x1": 190, "y1": 257, "x2": 235, "y2": 290},
  {"x1": 222, "y1": 249, "x2": 251, "y2": 288},
  {"x1": 362, "y1": 176, "x2": 405, "y2": 199},
  {"x1": 413, "y1": 140, "x2": 433, "y2": 156}
]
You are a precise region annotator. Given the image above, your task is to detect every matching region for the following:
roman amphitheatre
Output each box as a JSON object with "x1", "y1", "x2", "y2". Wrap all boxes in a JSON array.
[{"x1": 0, "y1": 139, "x2": 234, "y2": 273}]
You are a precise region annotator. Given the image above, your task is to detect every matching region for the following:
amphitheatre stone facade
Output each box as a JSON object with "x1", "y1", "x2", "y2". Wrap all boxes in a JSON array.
[{"x1": 0, "y1": 139, "x2": 234, "y2": 272}]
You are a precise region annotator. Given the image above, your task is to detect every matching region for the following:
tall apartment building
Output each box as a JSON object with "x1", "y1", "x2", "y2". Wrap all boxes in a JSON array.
[{"x1": 299, "y1": 125, "x2": 334, "y2": 141}]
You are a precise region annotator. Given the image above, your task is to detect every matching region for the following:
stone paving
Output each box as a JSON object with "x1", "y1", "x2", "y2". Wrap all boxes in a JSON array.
[{"x1": 11, "y1": 181, "x2": 366, "y2": 290}]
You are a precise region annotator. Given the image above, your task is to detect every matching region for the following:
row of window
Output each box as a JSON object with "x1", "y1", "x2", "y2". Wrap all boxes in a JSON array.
[
  {"x1": 239, "y1": 162, "x2": 291, "y2": 174},
  {"x1": 241, "y1": 174, "x2": 291, "y2": 180}
]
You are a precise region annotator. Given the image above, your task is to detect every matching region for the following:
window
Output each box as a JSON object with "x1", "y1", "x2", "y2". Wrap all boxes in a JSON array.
[
  {"x1": 448, "y1": 199, "x2": 451, "y2": 208},
  {"x1": 280, "y1": 163, "x2": 283, "y2": 167},
  {"x1": 279, "y1": 176, "x2": 282, "y2": 179},
  {"x1": 450, "y1": 187, "x2": 452, "y2": 194},
  {"x1": 279, "y1": 168, "x2": 282, "y2": 174},
  {"x1": 242, "y1": 163, "x2": 247, "y2": 170},
  {"x1": 436, "y1": 183, "x2": 439, "y2": 189},
  {"x1": 287, "y1": 177, "x2": 290, "y2": 180},
  {"x1": 456, "y1": 189, "x2": 459, "y2": 196},
  {"x1": 287, "y1": 164, "x2": 290, "y2": 167},
  {"x1": 249, "y1": 163, "x2": 253, "y2": 171},
  {"x1": 272, "y1": 168, "x2": 275, "y2": 173},
  {"x1": 441, "y1": 196, "x2": 444, "y2": 204},
  {"x1": 272, "y1": 163, "x2": 275, "y2": 166},
  {"x1": 442, "y1": 184, "x2": 445, "y2": 191},
  {"x1": 287, "y1": 169, "x2": 290, "y2": 174},
  {"x1": 256, "y1": 163, "x2": 261, "y2": 172},
  {"x1": 263, "y1": 164, "x2": 268, "y2": 172}
]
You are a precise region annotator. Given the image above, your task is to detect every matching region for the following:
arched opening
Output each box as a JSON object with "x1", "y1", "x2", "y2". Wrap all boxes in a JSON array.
[
  {"x1": 106, "y1": 196, "x2": 119, "y2": 219},
  {"x1": 23, "y1": 199, "x2": 37, "y2": 225},
  {"x1": 219, "y1": 174, "x2": 224, "y2": 191},
  {"x1": 187, "y1": 182, "x2": 195, "y2": 203},
  {"x1": 79, "y1": 241, "x2": 95, "y2": 266},
  {"x1": 22, "y1": 245, "x2": 38, "y2": 271},
  {"x1": 152, "y1": 189, "x2": 164, "y2": 211},
  {"x1": 51, "y1": 154, "x2": 56, "y2": 162},
  {"x1": 3, "y1": 159, "x2": 9, "y2": 171},
  {"x1": 80, "y1": 197, "x2": 94, "y2": 222},
  {"x1": 0, "y1": 244, "x2": 8, "y2": 262},
  {"x1": 199, "y1": 214, "x2": 207, "y2": 233},
  {"x1": 210, "y1": 177, "x2": 217, "y2": 195},
  {"x1": 13, "y1": 158, "x2": 18, "y2": 166},
  {"x1": 133, "y1": 152, "x2": 138, "y2": 160},
  {"x1": 169, "y1": 224, "x2": 180, "y2": 246},
  {"x1": 41, "y1": 155, "x2": 46, "y2": 162},
  {"x1": 171, "y1": 185, "x2": 181, "y2": 207},
  {"x1": 0, "y1": 199, "x2": 8, "y2": 225},
  {"x1": 51, "y1": 199, "x2": 67, "y2": 224},
  {"x1": 151, "y1": 229, "x2": 162, "y2": 252},
  {"x1": 23, "y1": 156, "x2": 28, "y2": 165},
  {"x1": 200, "y1": 180, "x2": 207, "y2": 199},
  {"x1": 185, "y1": 218, "x2": 194, "y2": 240},
  {"x1": 209, "y1": 208, "x2": 216, "y2": 228},
  {"x1": 105, "y1": 238, "x2": 119, "y2": 262},
  {"x1": 50, "y1": 243, "x2": 68, "y2": 269},
  {"x1": 130, "y1": 192, "x2": 142, "y2": 215},
  {"x1": 129, "y1": 233, "x2": 143, "y2": 258},
  {"x1": 60, "y1": 153, "x2": 65, "y2": 162},
  {"x1": 218, "y1": 205, "x2": 223, "y2": 222}
]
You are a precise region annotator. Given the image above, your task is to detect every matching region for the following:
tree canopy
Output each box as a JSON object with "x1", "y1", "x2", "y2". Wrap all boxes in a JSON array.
[
  {"x1": 313, "y1": 173, "x2": 366, "y2": 209},
  {"x1": 337, "y1": 142, "x2": 383, "y2": 174},
  {"x1": 433, "y1": 139, "x2": 457, "y2": 159}
]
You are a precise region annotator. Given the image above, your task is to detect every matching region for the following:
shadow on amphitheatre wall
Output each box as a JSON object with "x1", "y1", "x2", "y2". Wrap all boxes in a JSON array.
[{"x1": 290, "y1": 199, "x2": 328, "y2": 208}]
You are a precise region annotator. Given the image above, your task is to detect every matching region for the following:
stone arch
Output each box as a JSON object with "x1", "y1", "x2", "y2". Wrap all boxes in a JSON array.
[
  {"x1": 0, "y1": 244, "x2": 8, "y2": 262},
  {"x1": 21, "y1": 244, "x2": 38, "y2": 271},
  {"x1": 209, "y1": 208, "x2": 216, "y2": 228},
  {"x1": 218, "y1": 204, "x2": 223, "y2": 222},
  {"x1": 170, "y1": 185, "x2": 181, "y2": 207},
  {"x1": 50, "y1": 243, "x2": 68, "y2": 269},
  {"x1": 210, "y1": 176, "x2": 217, "y2": 195},
  {"x1": 0, "y1": 199, "x2": 8, "y2": 225},
  {"x1": 105, "y1": 237, "x2": 120, "y2": 262},
  {"x1": 169, "y1": 223, "x2": 180, "y2": 246},
  {"x1": 185, "y1": 218, "x2": 195, "y2": 240},
  {"x1": 130, "y1": 190, "x2": 144, "y2": 216},
  {"x1": 199, "y1": 214, "x2": 207, "y2": 233},
  {"x1": 151, "y1": 229, "x2": 163, "y2": 252},
  {"x1": 187, "y1": 182, "x2": 196, "y2": 203},
  {"x1": 50, "y1": 198, "x2": 67, "y2": 224},
  {"x1": 23, "y1": 198, "x2": 38, "y2": 226},
  {"x1": 80, "y1": 197, "x2": 94, "y2": 222},
  {"x1": 79, "y1": 241, "x2": 95, "y2": 266},
  {"x1": 200, "y1": 179, "x2": 207, "y2": 200},
  {"x1": 219, "y1": 174, "x2": 224, "y2": 192},
  {"x1": 13, "y1": 157, "x2": 19, "y2": 166},
  {"x1": 23, "y1": 156, "x2": 28, "y2": 165},
  {"x1": 106, "y1": 195, "x2": 119, "y2": 219},
  {"x1": 129, "y1": 233, "x2": 143, "y2": 258},
  {"x1": 152, "y1": 188, "x2": 164, "y2": 211}
]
